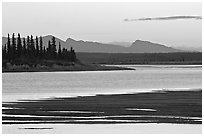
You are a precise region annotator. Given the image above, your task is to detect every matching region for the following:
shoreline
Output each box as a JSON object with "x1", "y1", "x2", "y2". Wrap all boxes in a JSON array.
[
  {"x1": 2, "y1": 63, "x2": 201, "y2": 73},
  {"x1": 2, "y1": 64, "x2": 135, "y2": 73},
  {"x1": 97, "y1": 62, "x2": 202, "y2": 65},
  {"x1": 2, "y1": 90, "x2": 202, "y2": 125}
]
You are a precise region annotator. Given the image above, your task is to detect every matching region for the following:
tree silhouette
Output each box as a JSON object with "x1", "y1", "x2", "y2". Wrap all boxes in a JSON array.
[
  {"x1": 70, "y1": 47, "x2": 76, "y2": 61},
  {"x1": 11, "y1": 33, "x2": 16, "y2": 59},
  {"x1": 58, "y1": 42, "x2": 62, "y2": 59},
  {"x1": 26, "y1": 36, "x2": 30, "y2": 57},
  {"x1": 7, "y1": 34, "x2": 11, "y2": 60},
  {"x1": 39, "y1": 36, "x2": 43, "y2": 58},
  {"x1": 17, "y1": 33, "x2": 22, "y2": 58},
  {"x1": 3, "y1": 33, "x2": 77, "y2": 65},
  {"x1": 30, "y1": 35, "x2": 35, "y2": 58},
  {"x1": 47, "y1": 40, "x2": 51, "y2": 59},
  {"x1": 35, "y1": 36, "x2": 39, "y2": 57},
  {"x1": 22, "y1": 38, "x2": 26, "y2": 56},
  {"x1": 51, "y1": 36, "x2": 57, "y2": 59}
]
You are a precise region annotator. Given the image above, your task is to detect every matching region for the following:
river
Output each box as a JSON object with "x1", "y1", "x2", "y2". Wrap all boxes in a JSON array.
[{"x1": 2, "y1": 65, "x2": 202, "y2": 134}]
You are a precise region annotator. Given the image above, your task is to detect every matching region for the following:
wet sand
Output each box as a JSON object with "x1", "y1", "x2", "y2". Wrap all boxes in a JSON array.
[{"x1": 2, "y1": 90, "x2": 202, "y2": 124}]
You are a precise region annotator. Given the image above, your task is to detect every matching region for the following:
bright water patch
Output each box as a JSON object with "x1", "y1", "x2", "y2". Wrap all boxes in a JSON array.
[{"x1": 2, "y1": 65, "x2": 202, "y2": 102}]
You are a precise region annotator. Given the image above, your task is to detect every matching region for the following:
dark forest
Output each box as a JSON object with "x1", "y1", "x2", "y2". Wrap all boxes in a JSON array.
[{"x1": 2, "y1": 33, "x2": 76, "y2": 67}]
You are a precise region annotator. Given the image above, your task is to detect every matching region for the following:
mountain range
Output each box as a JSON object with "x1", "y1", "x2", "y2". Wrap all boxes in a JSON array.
[{"x1": 2, "y1": 35, "x2": 197, "y2": 53}]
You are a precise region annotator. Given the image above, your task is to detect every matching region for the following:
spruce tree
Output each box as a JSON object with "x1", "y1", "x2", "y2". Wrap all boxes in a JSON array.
[
  {"x1": 39, "y1": 36, "x2": 43, "y2": 58},
  {"x1": 43, "y1": 46, "x2": 46, "y2": 58},
  {"x1": 23, "y1": 38, "x2": 26, "y2": 56},
  {"x1": 27, "y1": 36, "x2": 31, "y2": 58},
  {"x1": 70, "y1": 47, "x2": 76, "y2": 62},
  {"x1": 48, "y1": 40, "x2": 51, "y2": 59},
  {"x1": 51, "y1": 36, "x2": 57, "y2": 59},
  {"x1": 12, "y1": 33, "x2": 16, "y2": 59},
  {"x1": 30, "y1": 35, "x2": 35, "y2": 58},
  {"x1": 35, "y1": 36, "x2": 39, "y2": 57},
  {"x1": 58, "y1": 42, "x2": 62, "y2": 59},
  {"x1": 17, "y1": 33, "x2": 22, "y2": 58},
  {"x1": 7, "y1": 34, "x2": 11, "y2": 60}
]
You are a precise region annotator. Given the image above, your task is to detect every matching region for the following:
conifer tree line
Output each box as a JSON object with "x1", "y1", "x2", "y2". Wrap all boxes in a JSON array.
[{"x1": 2, "y1": 33, "x2": 76, "y2": 62}]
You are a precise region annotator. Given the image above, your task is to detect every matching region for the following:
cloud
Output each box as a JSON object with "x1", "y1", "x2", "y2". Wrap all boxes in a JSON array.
[{"x1": 124, "y1": 16, "x2": 202, "y2": 22}]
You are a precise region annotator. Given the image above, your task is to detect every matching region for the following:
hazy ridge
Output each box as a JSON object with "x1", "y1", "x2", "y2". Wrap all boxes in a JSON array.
[{"x1": 2, "y1": 35, "x2": 193, "y2": 53}]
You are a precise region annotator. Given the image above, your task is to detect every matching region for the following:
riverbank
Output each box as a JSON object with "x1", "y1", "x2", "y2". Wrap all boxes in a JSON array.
[
  {"x1": 2, "y1": 90, "x2": 202, "y2": 125},
  {"x1": 2, "y1": 63, "x2": 134, "y2": 73}
]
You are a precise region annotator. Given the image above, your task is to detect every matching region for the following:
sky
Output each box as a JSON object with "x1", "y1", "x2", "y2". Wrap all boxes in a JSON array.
[{"x1": 2, "y1": 2, "x2": 202, "y2": 50}]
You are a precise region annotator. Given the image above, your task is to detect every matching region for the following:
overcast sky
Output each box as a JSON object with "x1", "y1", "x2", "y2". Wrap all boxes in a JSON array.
[{"x1": 2, "y1": 2, "x2": 202, "y2": 49}]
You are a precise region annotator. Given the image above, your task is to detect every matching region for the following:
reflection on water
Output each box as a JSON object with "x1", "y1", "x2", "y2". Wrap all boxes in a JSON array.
[
  {"x1": 2, "y1": 65, "x2": 202, "y2": 102},
  {"x1": 2, "y1": 65, "x2": 202, "y2": 134},
  {"x1": 126, "y1": 108, "x2": 157, "y2": 111}
]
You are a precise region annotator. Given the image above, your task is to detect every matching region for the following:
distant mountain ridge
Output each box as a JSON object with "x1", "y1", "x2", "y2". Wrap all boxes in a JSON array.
[
  {"x1": 129, "y1": 40, "x2": 181, "y2": 53},
  {"x1": 2, "y1": 35, "x2": 186, "y2": 53}
]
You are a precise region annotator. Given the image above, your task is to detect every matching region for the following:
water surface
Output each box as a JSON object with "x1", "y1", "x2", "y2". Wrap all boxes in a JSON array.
[
  {"x1": 2, "y1": 65, "x2": 201, "y2": 102},
  {"x1": 2, "y1": 65, "x2": 202, "y2": 134}
]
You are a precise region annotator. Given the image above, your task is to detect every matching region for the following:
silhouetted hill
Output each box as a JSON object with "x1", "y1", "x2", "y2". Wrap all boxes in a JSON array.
[
  {"x1": 128, "y1": 40, "x2": 182, "y2": 53},
  {"x1": 2, "y1": 35, "x2": 193, "y2": 53},
  {"x1": 65, "y1": 38, "x2": 127, "y2": 53}
]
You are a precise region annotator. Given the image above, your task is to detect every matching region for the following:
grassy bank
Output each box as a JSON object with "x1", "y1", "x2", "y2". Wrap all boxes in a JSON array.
[
  {"x1": 2, "y1": 90, "x2": 202, "y2": 124},
  {"x1": 2, "y1": 61, "x2": 134, "y2": 73}
]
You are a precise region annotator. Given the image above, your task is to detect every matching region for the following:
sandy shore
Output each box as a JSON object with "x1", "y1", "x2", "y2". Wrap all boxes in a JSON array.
[{"x1": 2, "y1": 90, "x2": 202, "y2": 125}]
